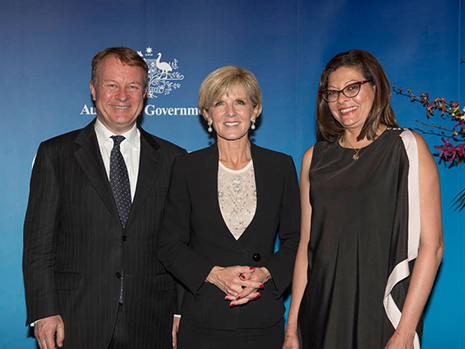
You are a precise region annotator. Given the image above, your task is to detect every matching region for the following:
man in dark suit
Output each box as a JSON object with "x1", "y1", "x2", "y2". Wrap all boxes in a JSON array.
[{"x1": 23, "y1": 47, "x2": 185, "y2": 349}]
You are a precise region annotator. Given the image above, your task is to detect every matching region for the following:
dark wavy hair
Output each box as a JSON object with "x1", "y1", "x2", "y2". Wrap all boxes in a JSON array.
[{"x1": 315, "y1": 49, "x2": 399, "y2": 142}]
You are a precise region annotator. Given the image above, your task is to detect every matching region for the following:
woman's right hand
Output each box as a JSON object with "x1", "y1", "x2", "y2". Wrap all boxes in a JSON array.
[
  {"x1": 206, "y1": 265, "x2": 263, "y2": 301},
  {"x1": 282, "y1": 334, "x2": 300, "y2": 349}
]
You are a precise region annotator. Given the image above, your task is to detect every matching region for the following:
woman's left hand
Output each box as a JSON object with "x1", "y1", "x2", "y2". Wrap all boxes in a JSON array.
[
  {"x1": 384, "y1": 331, "x2": 414, "y2": 349},
  {"x1": 227, "y1": 267, "x2": 271, "y2": 307}
]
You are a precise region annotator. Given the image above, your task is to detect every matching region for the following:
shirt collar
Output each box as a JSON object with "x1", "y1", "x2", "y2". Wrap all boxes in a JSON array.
[{"x1": 94, "y1": 118, "x2": 139, "y2": 147}]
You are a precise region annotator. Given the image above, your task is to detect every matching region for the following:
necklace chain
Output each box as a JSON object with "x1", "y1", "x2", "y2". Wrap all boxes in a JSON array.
[{"x1": 343, "y1": 137, "x2": 363, "y2": 160}]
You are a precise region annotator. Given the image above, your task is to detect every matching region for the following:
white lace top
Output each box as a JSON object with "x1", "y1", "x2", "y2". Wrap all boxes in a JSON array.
[{"x1": 218, "y1": 160, "x2": 257, "y2": 240}]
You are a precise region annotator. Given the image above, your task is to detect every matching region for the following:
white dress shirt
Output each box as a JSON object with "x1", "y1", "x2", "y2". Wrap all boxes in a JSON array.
[{"x1": 94, "y1": 119, "x2": 141, "y2": 202}]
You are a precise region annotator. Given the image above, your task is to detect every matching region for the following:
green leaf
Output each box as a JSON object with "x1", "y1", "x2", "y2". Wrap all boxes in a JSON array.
[{"x1": 452, "y1": 187, "x2": 465, "y2": 211}]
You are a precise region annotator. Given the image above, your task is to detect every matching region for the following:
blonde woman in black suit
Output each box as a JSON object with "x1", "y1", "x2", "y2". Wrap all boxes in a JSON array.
[{"x1": 158, "y1": 65, "x2": 300, "y2": 348}]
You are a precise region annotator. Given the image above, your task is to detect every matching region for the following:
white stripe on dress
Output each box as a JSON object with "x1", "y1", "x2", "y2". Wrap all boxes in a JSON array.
[{"x1": 383, "y1": 130, "x2": 421, "y2": 349}]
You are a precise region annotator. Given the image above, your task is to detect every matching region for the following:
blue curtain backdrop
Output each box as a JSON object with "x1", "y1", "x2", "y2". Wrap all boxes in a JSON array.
[{"x1": 0, "y1": 0, "x2": 463, "y2": 347}]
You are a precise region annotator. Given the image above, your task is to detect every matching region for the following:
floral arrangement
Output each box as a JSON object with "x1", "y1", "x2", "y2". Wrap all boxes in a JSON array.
[{"x1": 393, "y1": 80, "x2": 465, "y2": 210}]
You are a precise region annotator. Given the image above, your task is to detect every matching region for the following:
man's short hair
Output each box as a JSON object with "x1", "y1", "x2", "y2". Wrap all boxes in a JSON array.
[{"x1": 91, "y1": 47, "x2": 149, "y2": 89}]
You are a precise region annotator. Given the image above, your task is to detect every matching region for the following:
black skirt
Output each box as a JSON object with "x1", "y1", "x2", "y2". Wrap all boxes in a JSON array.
[{"x1": 177, "y1": 317, "x2": 284, "y2": 349}]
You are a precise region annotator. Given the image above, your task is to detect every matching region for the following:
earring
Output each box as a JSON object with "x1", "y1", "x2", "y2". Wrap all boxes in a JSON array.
[
  {"x1": 208, "y1": 122, "x2": 213, "y2": 133},
  {"x1": 251, "y1": 119, "x2": 256, "y2": 130}
]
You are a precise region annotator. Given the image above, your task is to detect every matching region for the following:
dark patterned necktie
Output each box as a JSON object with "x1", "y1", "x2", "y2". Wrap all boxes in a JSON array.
[{"x1": 110, "y1": 135, "x2": 131, "y2": 228}]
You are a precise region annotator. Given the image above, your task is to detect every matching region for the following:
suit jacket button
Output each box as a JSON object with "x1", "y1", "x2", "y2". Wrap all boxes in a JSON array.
[
  {"x1": 252, "y1": 253, "x2": 261, "y2": 262},
  {"x1": 122, "y1": 235, "x2": 127, "y2": 241},
  {"x1": 115, "y1": 272, "x2": 121, "y2": 278}
]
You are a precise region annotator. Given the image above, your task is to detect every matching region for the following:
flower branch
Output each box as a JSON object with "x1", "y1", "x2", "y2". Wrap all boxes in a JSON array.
[{"x1": 393, "y1": 75, "x2": 465, "y2": 209}]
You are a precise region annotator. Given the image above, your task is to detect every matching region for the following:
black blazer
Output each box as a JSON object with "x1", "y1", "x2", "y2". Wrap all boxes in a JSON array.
[
  {"x1": 23, "y1": 120, "x2": 185, "y2": 349},
  {"x1": 158, "y1": 143, "x2": 300, "y2": 330}
]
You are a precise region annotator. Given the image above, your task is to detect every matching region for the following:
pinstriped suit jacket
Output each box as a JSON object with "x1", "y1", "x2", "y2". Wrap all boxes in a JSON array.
[{"x1": 23, "y1": 119, "x2": 186, "y2": 348}]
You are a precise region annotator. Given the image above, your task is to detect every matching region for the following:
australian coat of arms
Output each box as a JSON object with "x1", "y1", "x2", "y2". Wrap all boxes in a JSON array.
[{"x1": 138, "y1": 47, "x2": 184, "y2": 98}]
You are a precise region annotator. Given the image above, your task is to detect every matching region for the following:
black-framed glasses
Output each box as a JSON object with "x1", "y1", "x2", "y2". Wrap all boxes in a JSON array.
[{"x1": 318, "y1": 80, "x2": 373, "y2": 102}]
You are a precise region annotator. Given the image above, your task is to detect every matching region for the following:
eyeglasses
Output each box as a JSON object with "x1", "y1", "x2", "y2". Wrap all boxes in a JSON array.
[{"x1": 318, "y1": 80, "x2": 373, "y2": 102}]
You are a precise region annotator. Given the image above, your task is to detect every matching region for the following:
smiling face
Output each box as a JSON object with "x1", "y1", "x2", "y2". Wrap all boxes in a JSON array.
[
  {"x1": 327, "y1": 66, "x2": 376, "y2": 133},
  {"x1": 203, "y1": 83, "x2": 258, "y2": 144},
  {"x1": 90, "y1": 55, "x2": 147, "y2": 134}
]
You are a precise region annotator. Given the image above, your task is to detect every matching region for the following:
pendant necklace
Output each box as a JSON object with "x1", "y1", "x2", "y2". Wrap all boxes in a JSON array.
[{"x1": 343, "y1": 137, "x2": 362, "y2": 160}]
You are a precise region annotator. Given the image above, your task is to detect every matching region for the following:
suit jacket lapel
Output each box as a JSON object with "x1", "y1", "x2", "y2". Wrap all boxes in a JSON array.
[
  {"x1": 199, "y1": 144, "x2": 240, "y2": 242},
  {"x1": 126, "y1": 127, "x2": 162, "y2": 228},
  {"x1": 74, "y1": 120, "x2": 119, "y2": 221},
  {"x1": 205, "y1": 144, "x2": 221, "y2": 220}
]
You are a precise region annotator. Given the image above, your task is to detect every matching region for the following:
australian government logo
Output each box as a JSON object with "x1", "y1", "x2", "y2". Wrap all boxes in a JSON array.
[
  {"x1": 142, "y1": 47, "x2": 183, "y2": 98},
  {"x1": 80, "y1": 47, "x2": 198, "y2": 117}
]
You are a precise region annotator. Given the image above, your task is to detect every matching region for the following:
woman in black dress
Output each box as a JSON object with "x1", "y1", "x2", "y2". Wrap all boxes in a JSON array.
[
  {"x1": 283, "y1": 49, "x2": 444, "y2": 349},
  {"x1": 158, "y1": 65, "x2": 300, "y2": 348}
]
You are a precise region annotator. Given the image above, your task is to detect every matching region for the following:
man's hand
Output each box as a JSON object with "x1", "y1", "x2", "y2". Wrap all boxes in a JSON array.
[
  {"x1": 172, "y1": 316, "x2": 180, "y2": 348},
  {"x1": 34, "y1": 315, "x2": 65, "y2": 349}
]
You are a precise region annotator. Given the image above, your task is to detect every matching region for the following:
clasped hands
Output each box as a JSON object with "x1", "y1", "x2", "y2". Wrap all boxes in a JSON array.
[{"x1": 206, "y1": 265, "x2": 271, "y2": 307}]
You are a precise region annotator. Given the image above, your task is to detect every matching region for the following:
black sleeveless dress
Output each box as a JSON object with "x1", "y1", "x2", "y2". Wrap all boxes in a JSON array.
[{"x1": 298, "y1": 128, "x2": 423, "y2": 349}]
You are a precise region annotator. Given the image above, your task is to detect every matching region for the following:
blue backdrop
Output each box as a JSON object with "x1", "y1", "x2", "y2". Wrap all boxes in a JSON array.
[{"x1": 1, "y1": 0, "x2": 463, "y2": 347}]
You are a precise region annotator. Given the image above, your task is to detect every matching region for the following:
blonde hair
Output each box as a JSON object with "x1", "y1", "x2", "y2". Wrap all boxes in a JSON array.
[{"x1": 198, "y1": 65, "x2": 262, "y2": 118}]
